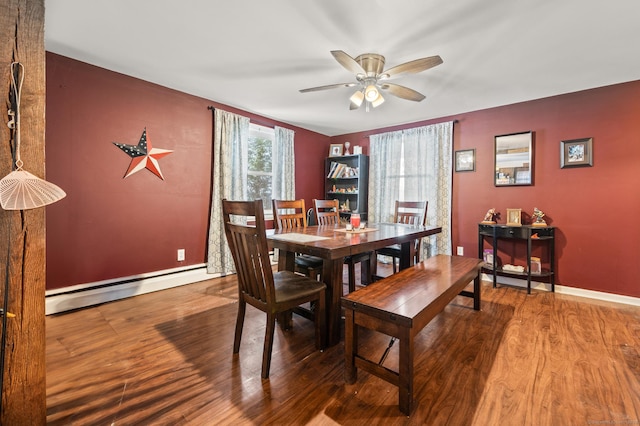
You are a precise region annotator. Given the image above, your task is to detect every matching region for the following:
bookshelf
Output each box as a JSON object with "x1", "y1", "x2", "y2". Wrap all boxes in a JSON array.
[{"x1": 324, "y1": 154, "x2": 368, "y2": 220}]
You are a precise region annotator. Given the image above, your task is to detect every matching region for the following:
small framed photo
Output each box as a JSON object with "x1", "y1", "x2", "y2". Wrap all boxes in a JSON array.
[
  {"x1": 506, "y1": 208, "x2": 522, "y2": 226},
  {"x1": 455, "y1": 149, "x2": 476, "y2": 172},
  {"x1": 329, "y1": 144, "x2": 343, "y2": 157},
  {"x1": 561, "y1": 137, "x2": 593, "y2": 168}
]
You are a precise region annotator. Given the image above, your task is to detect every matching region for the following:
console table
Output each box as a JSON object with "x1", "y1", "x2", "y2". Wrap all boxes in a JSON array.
[{"x1": 478, "y1": 224, "x2": 555, "y2": 293}]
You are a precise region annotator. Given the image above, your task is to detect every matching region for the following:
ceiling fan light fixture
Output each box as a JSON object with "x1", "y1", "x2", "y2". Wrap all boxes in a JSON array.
[
  {"x1": 365, "y1": 84, "x2": 379, "y2": 102},
  {"x1": 371, "y1": 92, "x2": 385, "y2": 108},
  {"x1": 350, "y1": 90, "x2": 364, "y2": 107}
]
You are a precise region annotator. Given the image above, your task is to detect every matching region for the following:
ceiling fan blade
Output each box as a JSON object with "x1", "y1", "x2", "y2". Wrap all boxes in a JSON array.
[
  {"x1": 380, "y1": 83, "x2": 426, "y2": 102},
  {"x1": 331, "y1": 50, "x2": 366, "y2": 75},
  {"x1": 299, "y1": 82, "x2": 357, "y2": 93},
  {"x1": 380, "y1": 55, "x2": 443, "y2": 79}
]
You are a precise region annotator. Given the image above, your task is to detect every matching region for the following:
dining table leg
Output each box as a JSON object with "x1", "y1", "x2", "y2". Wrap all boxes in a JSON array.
[
  {"x1": 398, "y1": 241, "x2": 416, "y2": 270},
  {"x1": 323, "y1": 258, "x2": 345, "y2": 346}
]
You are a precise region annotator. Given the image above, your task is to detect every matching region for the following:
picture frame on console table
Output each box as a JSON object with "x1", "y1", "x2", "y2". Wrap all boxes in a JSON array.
[
  {"x1": 561, "y1": 137, "x2": 593, "y2": 168},
  {"x1": 506, "y1": 208, "x2": 522, "y2": 226}
]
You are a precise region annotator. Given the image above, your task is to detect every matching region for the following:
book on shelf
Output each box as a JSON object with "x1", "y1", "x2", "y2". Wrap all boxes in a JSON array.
[{"x1": 327, "y1": 161, "x2": 359, "y2": 178}]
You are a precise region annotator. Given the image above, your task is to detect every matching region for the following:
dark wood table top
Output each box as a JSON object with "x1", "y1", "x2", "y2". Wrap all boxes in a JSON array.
[{"x1": 267, "y1": 223, "x2": 443, "y2": 259}]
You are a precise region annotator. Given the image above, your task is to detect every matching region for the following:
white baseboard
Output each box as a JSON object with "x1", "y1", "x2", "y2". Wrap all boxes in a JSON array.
[
  {"x1": 483, "y1": 273, "x2": 640, "y2": 307},
  {"x1": 45, "y1": 264, "x2": 213, "y2": 315},
  {"x1": 45, "y1": 267, "x2": 639, "y2": 316}
]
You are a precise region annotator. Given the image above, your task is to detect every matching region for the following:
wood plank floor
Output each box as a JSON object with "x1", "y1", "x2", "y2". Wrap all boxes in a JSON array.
[{"x1": 46, "y1": 264, "x2": 640, "y2": 425}]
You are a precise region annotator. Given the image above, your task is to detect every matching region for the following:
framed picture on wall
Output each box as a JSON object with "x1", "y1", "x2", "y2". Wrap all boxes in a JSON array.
[
  {"x1": 329, "y1": 144, "x2": 343, "y2": 157},
  {"x1": 455, "y1": 149, "x2": 476, "y2": 172},
  {"x1": 561, "y1": 137, "x2": 593, "y2": 168}
]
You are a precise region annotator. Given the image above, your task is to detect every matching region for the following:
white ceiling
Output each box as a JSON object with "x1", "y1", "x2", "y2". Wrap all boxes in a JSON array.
[{"x1": 44, "y1": 0, "x2": 640, "y2": 136}]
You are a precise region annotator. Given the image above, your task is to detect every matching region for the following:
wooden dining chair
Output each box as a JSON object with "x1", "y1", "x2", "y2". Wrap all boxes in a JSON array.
[
  {"x1": 222, "y1": 199, "x2": 326, "y2": 379},
  {"x1": 272, "y1": 199, "x2": 323, "y2": 280},
  {"x1": 377, "y1": 200, "x2": 429, "y2": 273},
  {"x1": 312, "y1": 199, "x2": 372, "y2": 292}
]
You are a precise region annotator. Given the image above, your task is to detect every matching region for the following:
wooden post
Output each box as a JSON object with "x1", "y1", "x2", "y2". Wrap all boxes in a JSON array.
[{"x1": 0, "y1": 0, "x2": 47, "y2": 423}]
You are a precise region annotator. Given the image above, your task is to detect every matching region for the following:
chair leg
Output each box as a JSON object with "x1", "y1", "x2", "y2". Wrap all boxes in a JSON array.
[
  {"x1": 314, "y1": 290, "x2": 326, "y2": 350},
  {"x1": 262, "y1": 312, "x2": 276, "y2": 379},
  {"x1": 233, "y1": 300, "x2": 246, "y2": 354},
  {"x1": 348, "y1": 261, "x2": 356, "y2": 293}
]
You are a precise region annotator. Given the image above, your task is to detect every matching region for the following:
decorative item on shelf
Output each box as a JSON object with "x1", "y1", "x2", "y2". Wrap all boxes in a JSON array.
[
  {"x1": 531, "y1": 207, "x2": 547, "y2": 227},
  {"x1": 353, "y1": 145, "x2": 362, "y2": 155},
  {"x1": 503, "y1": 264, "x2": 525, "y2": 273},
  {"x1": 506, "y1": 208, "x2": 522, "y2": 226},
  {"x1": 481, "y1": 208, "x2": 497, "y2": 224},
  {"x1": 530, "y1": 257, "x2": 542, "y2": 274},
  {"x1": 483, "y1": 249, "x2": 494, "y2": 264},
  {"x1": 344, "y1": 141, "x2": 350, "y2": 155},
  {"x1": 340, "y1": 199, "x2": 350, "y2": 212},
  {"x1": 329, "y1": 143, "x2": 343, "y2": 157}
]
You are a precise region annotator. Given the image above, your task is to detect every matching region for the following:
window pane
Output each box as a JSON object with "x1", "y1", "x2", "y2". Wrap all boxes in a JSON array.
[
  {"x1": 248, "y1": 124, "x2": 274, "y2": 213},
  {"x1": 247, "y1": 174, "x2": 272, "y2": 207},
  {"x1": 248, "y1": 136, "x2": 272, "y2": 172}
]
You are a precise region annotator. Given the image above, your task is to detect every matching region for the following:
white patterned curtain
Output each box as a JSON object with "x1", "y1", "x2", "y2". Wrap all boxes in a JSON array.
[
  {"x1": 272, "y1": 126, "x2": 295, "y2": 200},
  {"x1": 369, "y1": 121, "x2": 454, "y2": 258},
  {"x1": 207, "y1": 109, "x2": 250, "y2": 275},
  {"x1": 368, "y1": 130, "x2": 404, "y2": 223}
]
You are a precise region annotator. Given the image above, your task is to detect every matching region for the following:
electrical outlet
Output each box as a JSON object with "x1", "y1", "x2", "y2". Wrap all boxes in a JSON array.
[
  {"x1": 456, "y1": 246, "x2": 464, "y2": 256},
  {"x1": 177, "y1": 249, "x2": 185, "y2": 261}
]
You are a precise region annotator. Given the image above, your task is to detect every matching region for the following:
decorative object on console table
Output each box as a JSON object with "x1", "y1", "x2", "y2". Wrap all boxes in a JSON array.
[
  {"x1": 561, "y1": 137, "x2": 593, "y2": 168},
  {"x1": 478, "y1": 224, "x2": 555, "y2": 294},
  {"x1": 455, "y1": 148, "x2": 476, "y2": 172},
  {"x1": 506, "y1": 208, "x2": 522, "y2": 226},
  {"x1": 324, "y1": 154, "x2": 368, "y2": 221},
  {"x1": 481, "y1": 208, "x2": 497, "y2": 224},
  {"x1": 531, "y1": 207, "x2": 547, "y2": 227}
]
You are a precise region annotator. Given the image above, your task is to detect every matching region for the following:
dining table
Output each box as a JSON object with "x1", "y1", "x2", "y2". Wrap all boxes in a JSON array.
[{"x1": 267, "y1": 222, "x2": 443, "y2": 346}]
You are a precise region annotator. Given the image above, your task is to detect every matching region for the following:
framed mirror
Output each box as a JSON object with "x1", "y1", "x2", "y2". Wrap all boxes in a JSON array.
[{"x1": 494, "y1": 131, "x2": 534, "y2": 186}]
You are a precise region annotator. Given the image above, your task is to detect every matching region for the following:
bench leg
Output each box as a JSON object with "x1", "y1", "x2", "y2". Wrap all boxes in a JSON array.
[
  {"x1": 344, "y1": 308, "x2": 357, "y2": 384},
  {"x1": 398, "y1": 328, "x2": 413, "y2": 415}
]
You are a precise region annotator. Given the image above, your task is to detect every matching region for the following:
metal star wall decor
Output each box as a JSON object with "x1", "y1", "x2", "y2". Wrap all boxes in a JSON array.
[{"x1": 113, "y1": 128, "x2": 173, "y2": 180}]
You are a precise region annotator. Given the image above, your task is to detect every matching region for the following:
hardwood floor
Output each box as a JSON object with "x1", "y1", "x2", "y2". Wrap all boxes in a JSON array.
[{"x1": 46, "y1": 264, "x2": 640, "y2": 425}]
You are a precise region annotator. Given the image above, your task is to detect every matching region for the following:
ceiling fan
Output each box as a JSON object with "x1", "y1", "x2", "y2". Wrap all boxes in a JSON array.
[{"x1": 299, "y1": 50, "x2": 443, "y2": 111}]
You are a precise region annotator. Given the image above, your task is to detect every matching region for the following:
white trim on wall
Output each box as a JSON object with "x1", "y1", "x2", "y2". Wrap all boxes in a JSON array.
[
  {"x1": 46, "y1": 268, "x2": 639, "y2": 316},
  {"x1": 45, "y1": 264, "x2": 212, "y2": 315},
  {"x1": 482, "y1": 273, "x2": 640, "y2": 307}
]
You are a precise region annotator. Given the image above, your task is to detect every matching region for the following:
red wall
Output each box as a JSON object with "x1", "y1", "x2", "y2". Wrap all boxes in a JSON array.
[
  {"x1": 45, "y1": 53, "x2": 329, "y2": 290},
  {"x1": 331, "y1": 81, "x2": 640, "y2": 298},
  {"x1": 47, "y1": 52, "x2": 640, "y2": 298}
]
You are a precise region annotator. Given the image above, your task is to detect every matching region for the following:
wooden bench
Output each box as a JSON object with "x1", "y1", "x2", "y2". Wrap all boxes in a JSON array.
[{"x1": 341, "y1": 254, "x2": 483, "y2": 415}]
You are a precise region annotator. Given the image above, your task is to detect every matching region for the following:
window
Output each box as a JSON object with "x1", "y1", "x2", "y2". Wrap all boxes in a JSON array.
[{"x1": 247, "y1": 124, "x2": 274, "y2": 216}]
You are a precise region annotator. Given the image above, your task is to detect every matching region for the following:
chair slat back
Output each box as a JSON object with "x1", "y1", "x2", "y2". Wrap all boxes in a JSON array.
[
  {"x1": 222, "y1": 199, "x2": 275, "y2": 305},
  {"x1": 313, "y1": 199, "x2": 340, "y2": 226},
  {"x1": 394, "y1": 201, "x2": 428, "y2": 226},
  {"x1": 272, "y1": 199, "x2": 307, "y2": 229}
]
